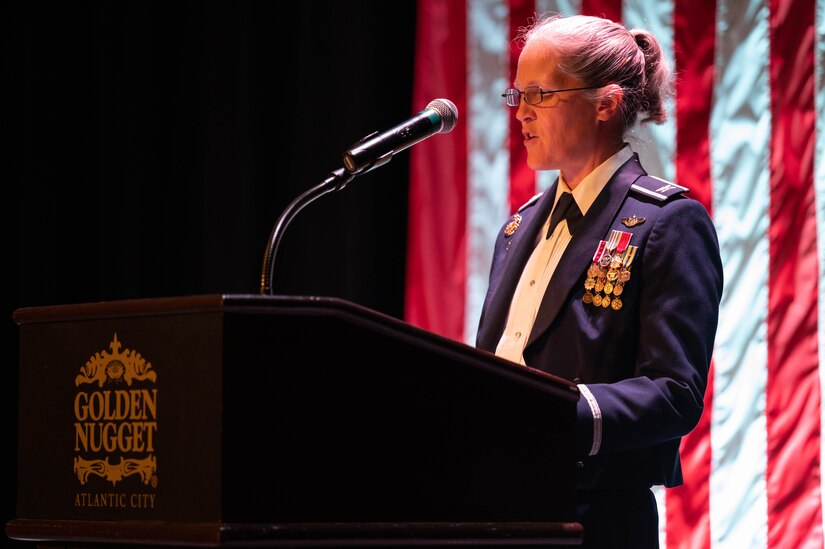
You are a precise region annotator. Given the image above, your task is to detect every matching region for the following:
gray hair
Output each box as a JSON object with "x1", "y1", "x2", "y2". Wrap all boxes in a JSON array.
[{"x1": 520, "y1": 14, "x2": 673, "y2": 131}]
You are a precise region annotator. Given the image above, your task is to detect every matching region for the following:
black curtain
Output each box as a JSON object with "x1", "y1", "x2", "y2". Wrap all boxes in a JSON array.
[{"x1": 5, "y1": 2, "x2": 417, "y2": 543}]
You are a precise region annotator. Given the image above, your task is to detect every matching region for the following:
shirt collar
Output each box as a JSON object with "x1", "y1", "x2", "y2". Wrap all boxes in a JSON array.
[{"x1": 556, "y1": 144, "x2": 634, "y2": 215}]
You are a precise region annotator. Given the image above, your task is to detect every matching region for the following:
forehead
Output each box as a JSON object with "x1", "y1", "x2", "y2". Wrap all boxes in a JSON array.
[{"x1": 514, "y1": 43, "x2": 564, "y2": 87}]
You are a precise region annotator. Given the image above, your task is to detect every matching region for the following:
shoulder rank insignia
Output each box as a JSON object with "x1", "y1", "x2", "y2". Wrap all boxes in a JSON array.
[
  {"x1": 630, "y1": 175, "x2": 688, "y2": 202},
  {"x1": 504, "y1": 214, "x2": 522, "y2": 237},
  {"x1": 621, "y1": 215, "x2": 646, "y2": 227}
]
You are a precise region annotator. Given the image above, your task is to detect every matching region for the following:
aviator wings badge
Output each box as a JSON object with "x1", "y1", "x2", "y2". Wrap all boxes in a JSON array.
[{"x1": 621, "y1": 215, "x2": 646, "y2": 228}]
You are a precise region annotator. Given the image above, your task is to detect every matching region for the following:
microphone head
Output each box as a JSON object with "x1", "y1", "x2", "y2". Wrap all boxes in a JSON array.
[{"x1": 427, "y1": 98, "x2": 458, "y2": 133}]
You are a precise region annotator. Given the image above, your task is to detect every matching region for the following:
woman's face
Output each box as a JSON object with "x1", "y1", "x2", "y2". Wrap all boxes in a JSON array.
[{"x1": 513, "y1": 43, "x2": 601, "y2": 183}]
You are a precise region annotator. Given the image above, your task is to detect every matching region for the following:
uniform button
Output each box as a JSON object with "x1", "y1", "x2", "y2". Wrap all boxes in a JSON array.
[
  {"x1": 515, "y1": 332, "x2": 522, "y2": 338},
  {"x1": 576, "y1": 461, "x2": 584, "y2": 469},
  {"x1": 530, "y1": 280, "x2": 536, "y2": 286}
]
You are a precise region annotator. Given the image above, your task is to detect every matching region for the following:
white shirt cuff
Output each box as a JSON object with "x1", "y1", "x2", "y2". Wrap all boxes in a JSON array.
[{"x1": 578, "y1": 384, "x2": 602, "y2": 456}]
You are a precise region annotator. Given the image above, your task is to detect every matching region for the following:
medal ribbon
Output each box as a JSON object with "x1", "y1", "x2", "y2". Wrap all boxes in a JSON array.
[
  {"x1": 591, "y1": 240, "x2": 607, "y2": 264},
  {"x1": 606, "y1": 229, "x2": 633, "y2": 253},
  {"x1": 622, "y1": 245, "x2": 638, "y2": 268},
  {"x1": 615, "y1": 231, "x2": 632, "y2": 254},
  {"x1": 605, "y1": 230, "x2": 621, "y2": 252}
]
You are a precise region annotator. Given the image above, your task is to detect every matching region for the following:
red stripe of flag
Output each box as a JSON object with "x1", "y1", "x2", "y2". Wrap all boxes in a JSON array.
[
  {"x1": 405, "y1": 0, "x2": 468, "y2": 341},
  {"x1": 767, "y1": 0, "x2": 823, "y2": 546},
  {"x1": 508, "y1": 0, "x2": 537, "y2": 214},
  {"x1": 667, "y1": 1, "x2": 717, "y2": 547}
]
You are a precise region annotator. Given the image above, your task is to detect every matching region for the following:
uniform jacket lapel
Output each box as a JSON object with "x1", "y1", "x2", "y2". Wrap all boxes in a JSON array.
[
  {"x1": 526, "y1": 156, "x2": 645, "y2": 347},
  {"x1": 475, "y1": 182, "x2": 557, "y2": 351}
]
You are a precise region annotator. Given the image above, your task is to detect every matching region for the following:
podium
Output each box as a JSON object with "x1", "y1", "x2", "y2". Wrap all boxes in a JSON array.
[{"x1": 7, "y1": 294, "x2": 582, "y2": 547}]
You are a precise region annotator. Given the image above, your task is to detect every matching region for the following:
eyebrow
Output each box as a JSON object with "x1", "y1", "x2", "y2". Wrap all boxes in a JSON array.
[{"x1": 514, "y1": 81, "x2": 555, "y2": 88}]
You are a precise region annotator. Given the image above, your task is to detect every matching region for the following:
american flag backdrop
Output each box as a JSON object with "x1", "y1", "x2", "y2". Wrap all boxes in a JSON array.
[{"x1": 404, "y1": 0, "x2": 825, "y2": 547}]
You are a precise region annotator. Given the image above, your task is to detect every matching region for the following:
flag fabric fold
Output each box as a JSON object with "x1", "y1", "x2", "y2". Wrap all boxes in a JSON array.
[{"x1": 407, "y1": 1, "x2": 824, "y2": 547}]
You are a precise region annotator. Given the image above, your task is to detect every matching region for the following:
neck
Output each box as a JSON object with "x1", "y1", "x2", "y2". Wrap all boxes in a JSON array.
[{"x1": 561, "y1": 139, "x2": 625, "y2": 189}]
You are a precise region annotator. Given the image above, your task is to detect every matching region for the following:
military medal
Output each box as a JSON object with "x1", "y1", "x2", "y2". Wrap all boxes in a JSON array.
[
  {"x1": 613, "y1": 231, "x2": 632, "y2": 253},
  {"x1": 583, "y1": 229, "x2": 634, "y2": 310},
  {"x1": 623, "y1": 245, "x2": 637, "y2": 268},
  {"x1": 613, "y1": 246, "x2": 636, "y2": 300},
  {"x1": 619, "y1": 245, "x2": 637, "y2": 283},
  {"x1": 584, "y1": 241, "x2": 606, "y2": 303},
  {"x1": 589, "y1": 240, "x2": 607, "y2": 269}
]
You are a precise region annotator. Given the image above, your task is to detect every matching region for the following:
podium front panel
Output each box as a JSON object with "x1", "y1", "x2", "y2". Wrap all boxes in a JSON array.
[
  {"x1": 10, "y1": 295, "x2": 580, "y2": 546},
  {"x1": 220, "y1": 306, "x2": 576, "y2": 523},
  {"x1": 16, "y1": 307, "x2": 224, "y2": 523}
]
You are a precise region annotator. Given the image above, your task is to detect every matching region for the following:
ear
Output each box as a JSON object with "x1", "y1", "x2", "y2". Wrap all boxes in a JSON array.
[{"x1": 595, "y1": 84, "x2": 623, "y2": 121}]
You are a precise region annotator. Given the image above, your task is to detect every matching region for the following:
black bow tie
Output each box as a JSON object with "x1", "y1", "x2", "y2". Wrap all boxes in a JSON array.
[{"x1": 546, "y1": 192, "x2": 583, "y2": 238}]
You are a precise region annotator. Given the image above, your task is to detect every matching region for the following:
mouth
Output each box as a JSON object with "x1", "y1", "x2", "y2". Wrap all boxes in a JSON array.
[{"x1": 523, "y1": 131, "x2": 537, "y2": 143}]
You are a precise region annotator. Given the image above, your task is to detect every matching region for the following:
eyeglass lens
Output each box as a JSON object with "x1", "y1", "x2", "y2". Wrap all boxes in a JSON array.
[
  {"x1": 504, "y1": 89, "x2": 520, "y2": 106},
  {"x1": 525, "y1": 87, "x2": 544, "y2": 104},
  {"x1": 503, "y1": 86, "x2": 545, "y2": 106}
]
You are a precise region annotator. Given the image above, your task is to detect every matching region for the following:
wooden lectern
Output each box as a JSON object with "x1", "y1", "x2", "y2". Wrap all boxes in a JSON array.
[{"x1": 7, "y1": 294, "x2": 582, "y2": 547}]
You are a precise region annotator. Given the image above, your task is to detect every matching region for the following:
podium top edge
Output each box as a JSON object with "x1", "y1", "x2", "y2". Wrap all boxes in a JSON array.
[
  {"x1": 13, "y1": 293, "x2": 226, "y2": 324},
  {"x1": 12, "y1": 294, "x2": 579, "y2": 398},
  {"x1": 11, "y1": 294, "x2": 375, "y2": 324}
]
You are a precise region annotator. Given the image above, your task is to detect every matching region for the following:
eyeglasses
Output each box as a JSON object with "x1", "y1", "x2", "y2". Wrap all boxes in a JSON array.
[{"x1": 502, "y1": 85, "x2": 601, "y2": 107}]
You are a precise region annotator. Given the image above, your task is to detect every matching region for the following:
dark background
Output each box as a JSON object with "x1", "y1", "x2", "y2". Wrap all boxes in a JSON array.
[{"x1": 5, "y1": 3, "x2": 418, "y2": 545}]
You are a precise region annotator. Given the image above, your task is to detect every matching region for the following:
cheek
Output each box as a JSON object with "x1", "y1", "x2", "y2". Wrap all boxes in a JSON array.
[
  {"x1": 537, "y1": 113, "x2": 570, "y2": 144},
  {"x1": 559, "y1": 104, "x2": 597, "y2": 138},
  {"x1": 537, "y1": 119, "x2": 564, "y2": 151},
  {"x1": 527, "y1": 137, "x2": 559, "y2": 170}
]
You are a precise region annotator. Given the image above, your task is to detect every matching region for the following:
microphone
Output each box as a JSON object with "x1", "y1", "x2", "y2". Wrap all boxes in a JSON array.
[{"x1": 342, "y1": 98, "x2": 458, "y2": 175}]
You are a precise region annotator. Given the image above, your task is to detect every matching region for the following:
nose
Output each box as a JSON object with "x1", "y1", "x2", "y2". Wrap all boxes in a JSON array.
[{"x1": 515, "y1": 100, "x2": 534, "y2": 123}]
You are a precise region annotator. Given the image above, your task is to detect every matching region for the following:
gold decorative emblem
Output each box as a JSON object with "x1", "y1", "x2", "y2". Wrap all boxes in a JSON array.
[
  {"x1": 75, "y1": 333, "x2": 157, "y2": 387},
  {"x1": 621, "y1": 215, "x2": 646, "y2": 228},
  {"x1": 74, "y1": 455, "x2": 157, "y2": 485},
  {"x1": 504, "y1": 213, "x2": 522, "y2": 237},
  {"x1": 73, "y1": 334, "x2": 158, "y2": 488}
]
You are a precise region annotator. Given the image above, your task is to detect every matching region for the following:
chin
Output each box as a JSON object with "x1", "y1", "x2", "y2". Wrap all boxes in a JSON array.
[
  {"x1": 525, "y1": 150, "x2": 555, "y2": 171},
  {"x1": 527, "y1": 158, "x2": 553, "y2": 171},
  {"x1": 525, "y1": 155, "x2": 544, "y2": 171}
]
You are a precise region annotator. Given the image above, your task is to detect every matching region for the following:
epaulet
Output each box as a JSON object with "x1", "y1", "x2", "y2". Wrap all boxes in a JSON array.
[
  {"x1": 517, "y1": 192, "x2": 543, "y2": 212},
  {"x1": 630, "y1": 175, "x2": 689, "y2": 202}
]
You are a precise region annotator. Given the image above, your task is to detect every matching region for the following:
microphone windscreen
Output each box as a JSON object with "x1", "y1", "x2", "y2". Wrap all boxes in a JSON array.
[{"x1": 427, "y1": 98, "x2": 458, "y2": 133}]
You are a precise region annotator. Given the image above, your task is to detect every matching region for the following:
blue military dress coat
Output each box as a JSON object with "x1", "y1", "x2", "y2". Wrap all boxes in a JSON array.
[{"x1": 476, "y1": 153, "x2": 724, "y2": 491}]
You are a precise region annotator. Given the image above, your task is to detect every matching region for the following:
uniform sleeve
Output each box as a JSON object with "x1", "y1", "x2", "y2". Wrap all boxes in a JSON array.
[{"x1": 575, "y1": 198, "x2": 724, "y2": 456}]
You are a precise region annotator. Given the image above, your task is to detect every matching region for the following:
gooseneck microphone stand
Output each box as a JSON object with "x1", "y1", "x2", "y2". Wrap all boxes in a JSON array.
[
  {"x1": 258, "y1": 98, "x2": 457, "y2": 295},
  {"x1": 258, "y1": 167, "x2": 355, "y2": 295}
]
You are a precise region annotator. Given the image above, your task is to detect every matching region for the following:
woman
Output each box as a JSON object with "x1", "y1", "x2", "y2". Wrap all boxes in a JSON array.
[{"x1": 475, "y1": 14, "x2": 724, "y2": 548}]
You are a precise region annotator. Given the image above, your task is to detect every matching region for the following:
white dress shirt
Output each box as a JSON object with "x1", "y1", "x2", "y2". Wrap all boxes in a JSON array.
[{"x1": 495, "y1": 145, "x2": 634, "y2": 365}]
